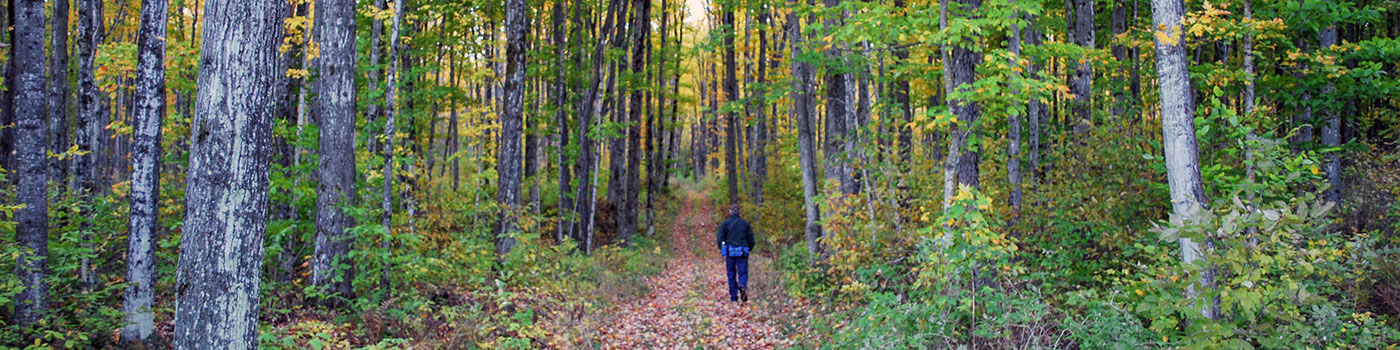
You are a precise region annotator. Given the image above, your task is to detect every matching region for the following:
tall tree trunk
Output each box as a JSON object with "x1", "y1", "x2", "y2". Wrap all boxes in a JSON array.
[
  {"x1": 48, "y1": 0, "x2": 71, "y2": 183},
  {"x1": 823, "y1": 0, "x2": 854, "y2": 195},
  {"x1": 621, "y1": 0, "x2": 650, "y2": 244},
  {"x1": 366, "y1": 0, "x2": 386, "y2": 153},
  {"x1": 498, "y1": 0, "x2": 528, "y2": 254},
  {"x1": 1007, "y1": 0, "x2": 1024, "y2": 223},
  {"x1": 1070, "y1": 0, "x2": 1094, "y2": 135},
  {"x1": 751, "y1": 7, "x2": 770, "y2": 205},
  {"x1": 789, "y1": 9, "x2": 823, "y2": 256},
  {"x1": 574, "y1": 0, "x2": 623, "y2": 249},
  {"x1": 1150, "y1": 0, "x2": 1218, "y2": 321},
  {"x1": 1319, "y1": 24, "x2": 1341, "y2": 205},
  {"x1": 1110, "y1": 0, "x2": 1127, "y2": 117},
  {"x1": 13, "y1": 0, "x2": 49, "y2": 338},
  {"x1": 451, "y1": 59, "x2": 461, "y2": 191},
  {"x1": 553, "y1": 0, "x2": 572, "y2": 243},
  {"x1": 647, "y1": 0, "x2": 670, "y2": 237},
  {"x1": 381, "y1": 0, "x2": 405, "y2": 289},
  {"x1": 1023, "y1": 13, "x2": 1043, "y2": 186},
  {"x1": 951, "y1": 0, "x2": 983, "y2": 193},
  {"x1": 723, "y1": 1, "x2": 740, "y2": 205},
  {"x1": 893, "y1": 0, "x2": 913, "y2": 171},
  {"x1": 75, "y1": 0, "x2": 103, "y2": 290},
  {"x1": 311, "y1": 0, "x2": 359, "y2": 302},
  {"x1": 172, "y1": 0, "x2": 286, "y2": 347},
  {"x1": 123, "y1": 0, "x2": 168, "y2": 344}
]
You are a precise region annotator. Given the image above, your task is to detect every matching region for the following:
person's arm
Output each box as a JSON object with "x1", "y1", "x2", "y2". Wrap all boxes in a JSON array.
[
  {"x1": 716, "y1": 220, "x2": 726, "y2": 253},
  {"x1": 745, "y1": 223, "x2": 755, "y2": 252}
]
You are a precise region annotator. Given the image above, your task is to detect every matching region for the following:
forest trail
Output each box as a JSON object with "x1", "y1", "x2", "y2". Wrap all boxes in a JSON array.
[{"x1": 597, "y1": 193, "x2": 796, "y2": 349}]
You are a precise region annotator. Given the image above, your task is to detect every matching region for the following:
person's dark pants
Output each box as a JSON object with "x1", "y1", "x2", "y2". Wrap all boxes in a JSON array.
[{"x1": 725, "y1": 256, "x2": 749, "y2": 301}]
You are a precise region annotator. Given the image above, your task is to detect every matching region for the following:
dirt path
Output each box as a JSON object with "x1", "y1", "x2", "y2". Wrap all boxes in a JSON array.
[{"x1": 597, "y1": 193, "x2": 795, "y2": 349}]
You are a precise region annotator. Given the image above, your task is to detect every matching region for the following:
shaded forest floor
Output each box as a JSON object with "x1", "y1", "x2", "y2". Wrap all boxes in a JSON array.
[{"x1": 593, "y1": 192, "x2": 815, "y2": 349}]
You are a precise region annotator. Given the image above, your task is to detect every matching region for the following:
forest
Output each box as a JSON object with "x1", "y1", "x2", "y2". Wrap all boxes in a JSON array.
[{"x1": 1, "y1": 0, "x2": 1399, "y2": 348}]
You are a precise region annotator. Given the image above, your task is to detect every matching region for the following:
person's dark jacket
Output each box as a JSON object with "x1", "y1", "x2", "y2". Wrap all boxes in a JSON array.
[{"x1": 716, "y1": 214, "x2": 755, "y2": 251}]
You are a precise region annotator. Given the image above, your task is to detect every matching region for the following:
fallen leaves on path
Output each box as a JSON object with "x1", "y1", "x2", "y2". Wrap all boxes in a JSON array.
[{"x1": 598, "y1": 195, "x2": 794, "y2": 350}]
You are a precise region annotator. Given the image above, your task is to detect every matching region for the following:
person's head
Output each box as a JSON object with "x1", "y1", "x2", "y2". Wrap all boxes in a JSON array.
[{"x1": 729, "y1": 204, "x2": 741, "y2": 216}]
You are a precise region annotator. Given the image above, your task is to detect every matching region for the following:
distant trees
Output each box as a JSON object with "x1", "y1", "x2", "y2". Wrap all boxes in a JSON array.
[{"x1": 172, "y1": 0, "x2": 286, "y2": 348}]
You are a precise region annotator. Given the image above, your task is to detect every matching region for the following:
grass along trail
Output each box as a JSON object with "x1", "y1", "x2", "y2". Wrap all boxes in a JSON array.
[{"x1": 597, "y1": 192, "x2": 796, "y2": 349}]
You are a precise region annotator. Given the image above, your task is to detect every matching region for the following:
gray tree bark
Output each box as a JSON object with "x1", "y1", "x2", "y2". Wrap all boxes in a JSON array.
[
  {"x1": 789, "y1": 9, "x2": 823, "y2": 256},
  {"x1": 13, "y1": 0, "x2": 49, "y2": 338},
  {"x1": 1008, "y1": 0, "x2": 1024, "y2": 221},
  {"x1": 48, "y1": 0, "x2": 71, "y2": 183},
  {"x1": 122, "y1": 0, "x2": 168, "y2": 344},
  {"x1": 1319, "y1": 24, "x2": 1341, "y2": 205},
  {"x1": 311, "y1": 0, "x2": 359, "y2": 301},
  {"x1": 1150, "y1": 0, "x2": 1218, "y2": 320},
  {"x1": 1070, "y1": 0, "x2": 1094, "y2": 135},
  {"x1": 381, "y1": 0, "x2": 405, "y2": 289},
  {"x1": 74, "y1": 0, "x2": 103, "y2": 289},
  {"x1": 498, "y1": 0, "x2": 528, "y2": 254},
  {"x1": 172, "y1": 0, "x2": 286, "y2": 347}
]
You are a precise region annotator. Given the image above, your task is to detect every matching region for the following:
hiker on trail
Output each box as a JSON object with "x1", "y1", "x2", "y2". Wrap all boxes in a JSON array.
[{"x1": 716, "y1": 204, "x2": 754, "y2": 302}]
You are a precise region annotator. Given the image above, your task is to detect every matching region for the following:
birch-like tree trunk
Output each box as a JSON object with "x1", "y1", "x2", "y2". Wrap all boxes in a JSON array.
[
  {"x1": 172, "y1": 0, "x2": 286, "y2": 347},
  {"x1": 497, "y1": 0, "x2": 528, "y2": 254},
  {"x1": 312, "y1": 0, "x2": 359, "y2": 301},
  {"x1": 122, "y1": 0, "x2": 169, "y2": 344},
  {"x1": 48, "y1": 0, "x2": 71, "y2": 183},
  {"x1": 74, "y1": 0, "x2": 104, "y2": 290},
  {"x1": 381, "y1": 0, "x2": 405, "y2": 289},
  {"x1": 1149, "y1": 0, "x2": 1219, "y2": 320},
  {"x1": 13, "y1": 0, "x2": 49, "y2": 338}
]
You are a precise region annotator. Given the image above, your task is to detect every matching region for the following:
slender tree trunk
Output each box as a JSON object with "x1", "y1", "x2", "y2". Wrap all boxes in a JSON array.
[
  {"x1": 1150, "y1": 0, "x2": 1218, "y2": 321},
  {"x1": 1008, "y1": 0, "x2": 1024, "y2": 223},
  {"x1": 172, "y1": 0, "x2": 286, "y2": 347},
  {"x1": 13, "y1": 0, "x2": 49, "y2": 338},
  {"x1": 789, "y1": 9, "x2": 823, "y2": 256},
  {"x1": 621, "y1": 0, "x2": 650, "y2": 245},
  {"x1": 75, "y1": 0, "x2": 103, "y2": 290},
  {"x1": 451, "y1": 59, "x2": 461, "y2": 191},
  {"x1": 722, "y1": 1, "x2": 740, "y2": 204},
  {"x1": 311, "y1": 0, "x2": 359, "y2": 302},
  {"x1": 823, "y1": 0, "x2": 854, "y2": 196},
  {"x1": 498, "y1": 0, "x2": 527, "y2": 254},
  {"x1": 1110, "y1": 0, "x2": 1127, "y2": 117},
  {"x1": 1070, "y1": 0, "x2": 1094, "y2": 135},
  {"x1": 366, "y1": 0, "x2": 386, "y2": 153},
  {"x1": 1024, "y1": 14, "x2": 1043, "y2": 186},
  {"x1": 553, "y1": 0, "x2": 572, "y2": 243},
  {"x1": 381, "y1": 0, "x2": 405, "y2": 289},
  {"x1": 1319, "y1": 24, "x2": 1341, "y2": 205},
  {"x1": 751, "y1": 7, "x2": 770, "y2": 205},
  {"x1": 48, "y1": 0, "x2": 71, "y2": 183},
  {"x1": 122, "y1": 0, "x2": 168, "y2": 344}
]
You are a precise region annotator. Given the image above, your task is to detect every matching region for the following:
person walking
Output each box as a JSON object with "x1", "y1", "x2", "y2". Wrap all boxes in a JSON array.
[{"x1": 716, "y1": 204, "x2": 755, "y2": 302}]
